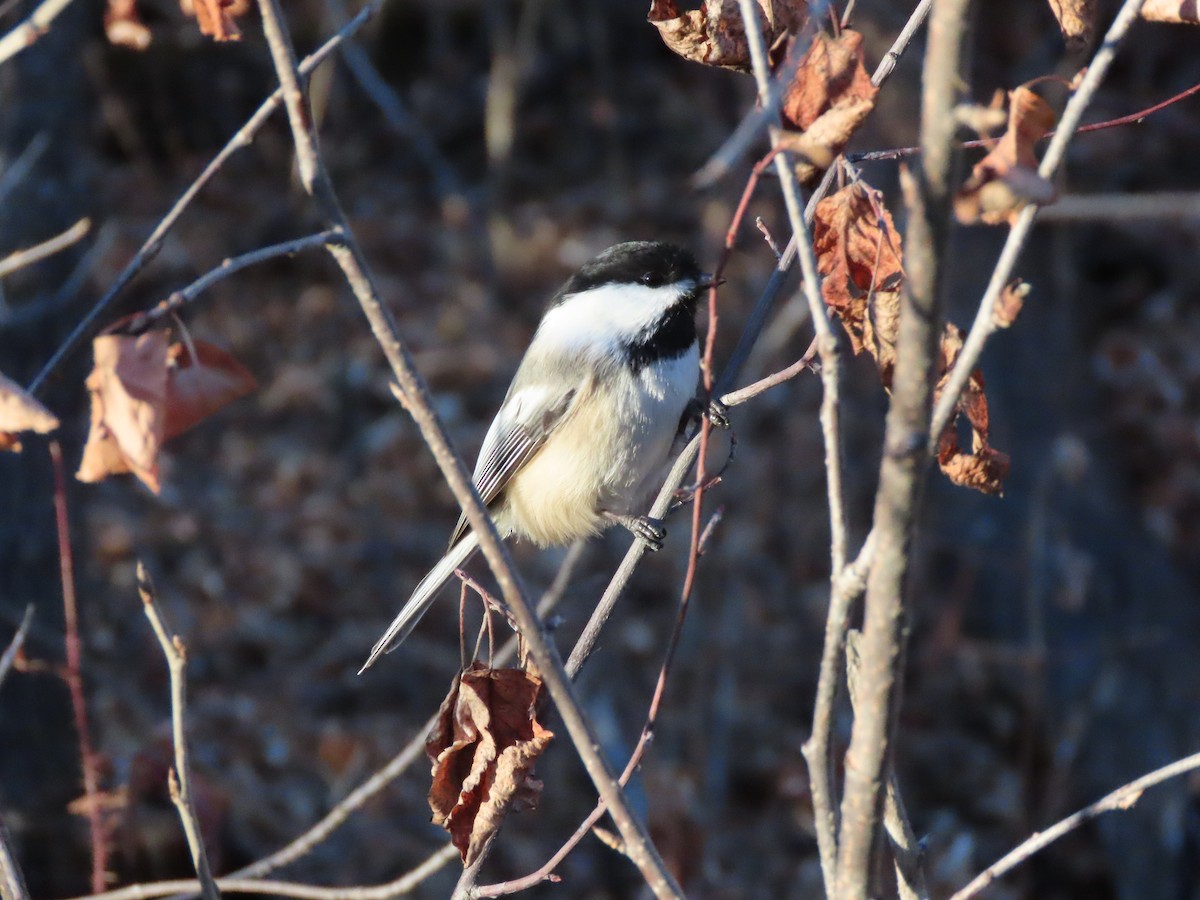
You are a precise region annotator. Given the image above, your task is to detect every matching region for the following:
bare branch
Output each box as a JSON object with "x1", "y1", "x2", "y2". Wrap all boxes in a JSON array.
[
  {"x1": 135, "y1": 564, "x2": 221, "y2": 900},
  {"x1": 0, "y1": 218, "x2": 90, "y2": 278},
  {"x1": 928, "y1": 0, "x2": 1148, "y2": 444},
  {"x1": 1034, "y1": 191, "x2": 1200, "y2": 222},
  {"x1": 123, "y1": 231, "x2": 341, "y2": 332},
  {"x1": 834, "y1": 0, "x2": 972, "y2": 893},
  {"x1": 0, "y1": 606, "x2": 33, "y2": 694},
  {"x1": 0, "y1": 0, "x2": 79, "y2": 67},
  {"x1": 48, "y1": 440, "x2": 109, "y2": 892},
  {"x1": 951, "y1": 751, "x2": 1200, "y2": 900}
]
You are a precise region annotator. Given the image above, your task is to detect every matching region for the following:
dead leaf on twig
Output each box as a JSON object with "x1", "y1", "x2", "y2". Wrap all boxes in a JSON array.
[
  {"x1": 781, "y1": 30, "x2": 878, "y2": 182},
  {"x1": 648, "y1": 0, "x2": 806, "y2": 73},
  {"x1": 1140, "y1": 0, "x2": 1200, "y2": 23},
  {"x1": 104, "y1": 0, "x2": 152, "y2": 49},
  {"x1": 1047, "y1": 0, "x2": 1097, "y2": 50},
  {"x1": 814, "y1": 181, "x2": 1011, "y2": 495},
  {"x1": 955, "y1": 86, "x2": 1058, "y2": 225},
  {"x1": 165, "y1": 341, "x2": 257, "y2": 440},
  {"x1": 993, "y1": 280, "x2": 1030, "y2": 329},
  {"x1": 427, "y1": 662, "x2": 553, "y2": 864},
  {"x1": 180, "y1": 0, "x2": 248, "y2": 41},
  {"x1": 0, "y1": 371, "x2": 60, "y2": 453},
  {"x1": 78, "y1": 331, "x2": 256, "y2": 491},
  {"x1": 78, "y1": 332, "x2": 169, "y2": 493}
]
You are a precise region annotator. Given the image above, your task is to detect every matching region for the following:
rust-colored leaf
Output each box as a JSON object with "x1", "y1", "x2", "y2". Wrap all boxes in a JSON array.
[
  {"x1": 815, "y1": 179, "x2": 1011, "y2": 495},
  {"x1": 165, "y1": 341, "x2": 257, "y2": 440},
  {"x1": 955, "y1": 86, "x2": 1058, "y2": 225},
  {"x1": 812, "y1": 182, "x2": 904, "y2": 380},
  {"x1": 993, "y1": 280, "x2": 1030, "y2": 329},
  {"x1": 781, "y1": 30, "x2": 878, "y2": 182},
  {"x1": 180, "y1": 0, "x2": 247, "y2": 41},
  {"x1": 427, "y1": 663, "x2": 554, "y2": 864},
  {"x1": 648, "y1": 0, "x2": 806, "y2": 73},
  {"x1": 0, "y1": 371, "x2": 59, "y2": 453},
  {"x1": 104, "y1": 0, "x2": 151, "y2": 49},
  {"x1": 1047, "y1": 0, "x2": 1097, "y2": 50},
  {"x1": 77, "y1": 332, "x2": 169, "y2": 493},
  {"x1": 1140, "y1": 0, "x2": 1200, "y2": 22}
]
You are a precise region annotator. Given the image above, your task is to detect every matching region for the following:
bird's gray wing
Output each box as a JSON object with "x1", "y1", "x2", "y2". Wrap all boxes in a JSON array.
[{"x1": 446, "y1": 381, "x2": 579, "y2": 548}]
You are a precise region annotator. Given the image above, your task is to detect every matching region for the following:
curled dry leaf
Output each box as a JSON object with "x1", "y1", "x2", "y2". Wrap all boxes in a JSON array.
[
  {"x1": 104, "y1": 0, "x2": 151, "y2": 49},
  {"x1": 0, "y1": 371, "x2": 60, "y2": 453},
  {"x1": 1047, "y1": 0, "x2": 1097, "y2": 50},
  {"x1": 993, "y1": 280, "x2": 1030, "y2": 329},
  {"x1": 814, "y1": 181, "x2": 1011, "y2": 495},
  {"x1": 78, "y1": 332, "x2": 169, "y2": 493},
  {"x1": 427, "y1": 662, "x2": 554, "y2": 864},
  {"x1": 165, "y1": 340, "x2": 257, "y2": 439},
  {"x1": 1140, "y1": 0, "x2": 1200, "y2": 22},
  {"x1": 781, "y1": 30, "x2": 878, "y2": 182},
  {"x1": 648, "y1": 0, "x2": 806, "y2": 73},
  {"x1": 180, "y1": 0, "x2": 248, "y2": 41},
  {"x1": 955, "y1": 86, "x2": 1058, "y2": 226}
]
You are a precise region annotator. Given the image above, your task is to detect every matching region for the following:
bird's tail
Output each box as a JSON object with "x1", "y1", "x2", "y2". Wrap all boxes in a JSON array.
[{"x1": 359, "y1": 531, "x2": 483, "y2": 673}]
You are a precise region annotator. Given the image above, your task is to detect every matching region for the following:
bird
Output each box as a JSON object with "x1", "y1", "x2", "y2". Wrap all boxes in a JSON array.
[{"x1": 360, "y1": 241, "x2": 723, "y2": 672}]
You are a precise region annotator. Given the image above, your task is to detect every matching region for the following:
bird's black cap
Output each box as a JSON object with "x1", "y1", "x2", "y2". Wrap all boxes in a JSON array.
[{"x1": 553, "y1": 241, "x2": 702, "y2": 303}]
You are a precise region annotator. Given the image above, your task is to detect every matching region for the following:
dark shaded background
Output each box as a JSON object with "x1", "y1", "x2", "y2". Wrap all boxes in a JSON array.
[{"x1": 2, "y1": 0, "x2": 1200, "y2": 897}]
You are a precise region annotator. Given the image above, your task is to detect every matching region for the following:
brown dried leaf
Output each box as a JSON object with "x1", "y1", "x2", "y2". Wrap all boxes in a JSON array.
[
  {"x1": 1047, "y1": 0, "x2": 1097, "y2": 50},
  {"x1": 104, "y1": 0, "x2": 151, "y2": 49},
  {"x1": 648, "y1": 0, "x2": 806, "y2": 73},
  {"x1": 1140, "y1": 0, "x2": 1200, "y2": 22},
  {"x1": 181, "y1": 0, "x2": 247, "y2": 41},
  {"x1": 165, "y1": 341, "x2": 257, "y2": 440},
  {"x1": 77, "y1": 332, "x2": 169, "y2": 493},
  {"x1": 427, "y1": 663, "x2": 554, "y2": 864},
  {"x1": 812, "y1": 182, "x2": 904, "y2": 379},
  {"x1": 814, "y1": 180, "x2": 1011, "y2": 494},
  {"x1": 955, "y1": 86, "x2": 1058, "y2": 225},
  {"x1": 781, "y1": 30, "x2": 878, "y2": 182},
  {"x1": 0, "y1": 371, "x2": 59, "y2": 453}
]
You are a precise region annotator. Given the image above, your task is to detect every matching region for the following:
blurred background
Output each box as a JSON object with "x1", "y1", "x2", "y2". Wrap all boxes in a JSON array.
[{"x1": 1, "y1": 0, "x2": 1199, "y2": 896}]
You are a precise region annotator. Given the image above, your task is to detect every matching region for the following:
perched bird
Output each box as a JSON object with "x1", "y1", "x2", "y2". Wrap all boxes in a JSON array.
[{"x1": 361, "y1": 241, "x2": 722, "y2": 671}]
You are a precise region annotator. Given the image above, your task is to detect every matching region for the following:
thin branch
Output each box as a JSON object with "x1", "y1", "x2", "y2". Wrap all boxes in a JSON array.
[
  {"x1": 0, "y1": 0, "x2": 78, "y2": 67},
  {"x1": 24, "y1": 0, "x2": 384, "y2": 397},
  {"x1": 135, "y1": 564, "x2": 221, "y2": 900},
  {"x1": 928, "y1": 0, "x2": 1148, "y2": 444},
  {"x1": 1028, "y1": 191, "x2": 1200, "y2": 223},
  {"x1": 0, "y1": 218, "x2": 90, "y2": 278},
  {"x1": 72, "y1": 847, "x2": 461, "y2": 900},
  {"x1": 122, "y1": 231, "x2": 341, "y2": 333},
  {"x1": 253, "y1": 2, "x2": 679, "y2": 893},
  {"x1": 0, "y1": 606, "x2": 33, "y2": 693},
  {"x1": 0, "y1": 814, "x2": 29, "y2": 900},
  {"x1": 48, "y1": 440, "x2": 108, "y2": 893},
  {"x1": 951, "y1": 751, "x2": 1200, "y2": 900},
  {"x1": 834, "y1": 0, "x2": 971, "y2": 894}
]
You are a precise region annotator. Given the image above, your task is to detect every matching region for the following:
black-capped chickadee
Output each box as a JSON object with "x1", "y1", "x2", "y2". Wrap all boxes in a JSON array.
[{"x1": 360, "y1": 241, "x2": 720, "y2": 671}]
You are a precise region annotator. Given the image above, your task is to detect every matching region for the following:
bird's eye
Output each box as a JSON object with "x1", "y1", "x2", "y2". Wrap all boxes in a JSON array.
[{"x1": 640, "y1": 271, "x2": 664, "y2": 287}]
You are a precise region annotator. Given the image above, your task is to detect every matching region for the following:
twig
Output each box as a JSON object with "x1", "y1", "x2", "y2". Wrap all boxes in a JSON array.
[
  {"x1": 1029, "y1": 191, "x2": 1200, "y2": 222},
  {"x1": 72, "y1": 847, "x2": 461, "y2": 900},
  {"x1": 0, "y1": 606, "x2": 33, "y2": 693},
  {"x1": 253, "y1": 2, "x2": 679, "y2": 893},
  {"x1": 0, "y1": 0, "x2": 78, "y2": 67},
  {"x1": 135, "y1": 564, "x2": 221, "y2": 900},
  {"x1": 48, "y1": 440, "x2": 108, "y2": 893},
  {"x1": 0, "y1": 217, "x2": 90, "y2": 278},
  {"x1": 928, "y1": 0, "x2": 1148, "y2": 444},
  {"x1": 833, "y1": 0, "x2": 970, "y2": 894},
  {"x1": 0, "y1": 814, "x2": 30, "y2": 900},
  {"x1": 0, "y1": 133, "x2": 49, "y2": 207},
  {"x1": 951, "y1": 751, "x2": 1200, "y2": 900},
  {"x1": 845, "y1": 631, "x2": 928, "y2": 900},
  {"x1": 122, "y1": 231, "x2": 341, "y2": 333},
  {"x1": 24, "y1": 0, "x2": 384, "y2": 397}
]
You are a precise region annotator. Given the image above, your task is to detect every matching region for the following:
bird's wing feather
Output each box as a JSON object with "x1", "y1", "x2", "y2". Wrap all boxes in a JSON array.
[{"x1": 446, "y1": 383, "x2": 579, "y2": 548}]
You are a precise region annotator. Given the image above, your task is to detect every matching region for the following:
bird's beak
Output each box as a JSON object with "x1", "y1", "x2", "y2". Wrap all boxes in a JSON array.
[{"x1": 696, "y1": 273, "x2": 725, "y2": 290}]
